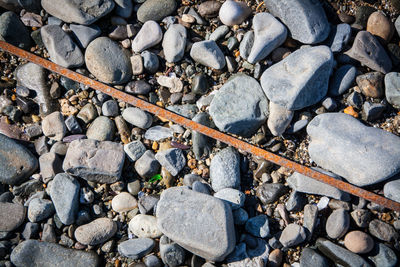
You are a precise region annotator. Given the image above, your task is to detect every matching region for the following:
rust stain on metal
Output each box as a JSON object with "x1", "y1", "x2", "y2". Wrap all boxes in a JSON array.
[{"x1": 1, "y1": 40, "x2": 400, "y2": 211}]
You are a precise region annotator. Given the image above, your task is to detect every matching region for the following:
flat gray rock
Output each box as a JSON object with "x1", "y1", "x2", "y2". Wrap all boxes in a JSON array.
[
  {"x1": 132, "y1": 21, "x2": 163, "y2": 53},
  {"x1": 69, "y1": 24, "x2": 101, "y2": 49},
  {"x1": 0, "y1": 11, "x2": 31, "y2": 49},
  {"x1": 50, "y1": 173, "x2": 80, "y2": 225},
  {"x1": 10, "y1": 240, "x2": 99, "y2": 267},
  {"x1": 167, "y1": 104, "x2": 198, "y2": 119},
  {"x1": 264, "y1": 0, "x2": 330, "y2": 44},
  {"x1": 156, "y1": 187, "x2": 236, "y2": 261},
  {"x1": 190, "y1": 40, "x2": 226, "y2": 69},
  {"x1": 41, "y1": 0, "x2": 114, "y2": 25},
  {"x1": 210, "y1": 147, "x2": 241, "y2": 192},
  {"x1": 162, "y1": 24, "x2": 187, "y2": 63},
  {"x1": 385, "y1": 72, "x2": 400, "y2": 108},
  {"x1": 307, "y1": 113, "x2": 400, "y2": 186},
  {"x1": 247, "y1": 13, "x2": 287, "y2": 64},
  {"x1": 118, "y1": 238, "x2": 155, "y2": 259},
  {"x1": 209, "y1": 25, "x2": 229, "y2": 42},
  {"x1": 209, "y1": 74, "x2": 268, "y2": 136},
  {"x1": 329, "y1": 65, "x2": 357, "y2": 96},
  {"x1": 214, "y1": 188, "x2": 245, "y2": 210},
  {"x1": 144, "y1": 126, "x2": 173, "y2": 141},
  {"x1": 137, "y1": 0, "x2": 177, "y2": 23},
  {"x1": 0, "y1": 202, "x2": 26, "y2": 231},
  {"x1": 245, "y1": 215, "x2": 270, "y2": 238},
  {"x1": 0, "y1": 133, "x2": 38, "y2": 185},
  {"x1": 155, "y1": 148, "x2": 186, "y2": 176},
  {"x1": 85, "y1": 37, "x2": 132, "y2": 84},
  {"x1": 63, "y1": 139, "x2": 125, "y2": 184},
  {"x1": 260, "y1": 46, "x2": 333, "y2": 110}
]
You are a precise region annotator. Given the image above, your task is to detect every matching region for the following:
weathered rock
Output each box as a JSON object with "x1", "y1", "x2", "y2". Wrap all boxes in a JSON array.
[
  {"x1": 132, "y1": 21, "x2": 163, "y2": 53},
  {"x1": 70, "y1": 24, "x2": 101, "y2": 49},
  {"x1": 75, "y1": 218, "x2": 117, "y2": 246},
  {"x1": 155, "y1": 148, "x2": 186, "y2": 176},
  {"x1": 42, "y1": 111, "x2": 66, "y2": 141},
  {"x1": 326, "y1": 23, "x2": 351, "y2": 53},
  {"x1": 118, "y1": 238, "x2": 155, "y2": 260},
  {"x1": 245, "y1": 215, "x2": 270, "y2": 238},
  {"x1": 329, "y1": 65, "x2": 357, "y2": 96},
  {"x1": 0, "y1": 202, "x2": 25, "y2": 231},
  {"x1": 198, "y1": 1, "x2": 221, "y2": 18},
  {"x1": 114, "y1": 0, "x2": 133, "y2": 18},
  {"x1": 368, "y1": 243, "x2": 398, "y2": 267},
  {"x1": 129, "y1": 214, "x2": 162, "y2": 239},
  {"x1": 86, "y1": 116, "x2": 115, "y2": 141},
  {"x1": 137, "y1": 0, "x2": 177, "y2": 23},
  {"x1": 356, "y1": 72, "x2": 384, "y2": 98},
  {"x1": 162, "y1": 24, "x2": 187, "y2": 63},
  {"x1": 190, "y1": 40, "x2": 226, "y2": 69},
  {"x1": 210, "y1": 147, "x2": 241, "y2": 192},
  {"x1": 134, "y1": 150, "x2": 160, "y2": 179},
  {"x1": 368, "y1": 219, "x2": 398, "y2": 242},
  {"x1": 160, "y1": 235, "x2": 186, "y2": 267},
  {"x1": 279, "y1": 223, "x2": 307, "y2": 248},
  {"x1": 344, "y1": 231, "x2": 374, "y2": 254},
  {"x1": 0, "y1": 11, "x2": 31, "y2": 49},
  {"x1": 124, "y1": 141, "x2": 146, "y2": 162},
  {"x1": 326, "y1": 209, "x2": 350, "y2": 239},
  {"x1": 367, "y1": 11, "x2": 394, "y2": 43},
  {"x1": 27, "y1": 198, "x2": 55, "y2": 223}
]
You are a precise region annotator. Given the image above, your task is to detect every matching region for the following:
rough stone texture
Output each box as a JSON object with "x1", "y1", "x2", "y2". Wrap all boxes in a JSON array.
[
  {"x1": 326, "y1": 23, "x2": 351, "y2": 53},
  {"x1": 27, "y1": 198, "x2": 55, "y2": 223},
  {"x1": 345, "y1": 31, "x2": 392, "y2": 74},
  {"x1": 122, "y1": 107, "x2": 153, "y2": 129},
  {"x1": 0, "y1": 202, "x2": 25, "y2": 231},
  {"x1": 159, "y1": 235, "x2": 186, "y2": 267},
  {"x1": 279, "y1": 223, "x2": 307, "y2": 248},
  {"x1": 329, "y1": 65, "x2": 357, "y2": 96},
  {"x1": 0, "y1": 11, "x2": 31, "y2": 49},
  {"x1": 41, "y1": 0, "x2": 115, "y2": 25},
  {"x1": 129, "y1": 214, "x2": 162, "y2": 238},
  {"x1": 264, "y1": 0, "x2": 330, "y2": 44},
  {"x1": 0, "y1": 133, "x2": 38, "y2": 185},
  {"x1": 124, "y1": 141, "x2": 146, "y2": 162},
  {"x1": 209, "y1": 74, "x2": 268, "y2": 137},
  {"x1": 132, "y1": 21, "x2": 163, "y2": 53},
  {"x1": 210, "y1": 147, "x2": 241, "y2": 192},
  {"x1": 118, "y1": 238, "x2": 155, "y2": 260},
  {"x1": 85, "y1": 37, "x2": 132, "y2": 84},
  {"x1": 307, "y1": 113, "x2": 400, "y2": 186},
  {"x1": 155, "y1": 148, "x2": 186, "y2": 176},
  {"x1": 267, "y1": 102, "x2": 293, "y2": 136},
  {"x1": 190, "y1": 40, "x2": 226, "y2": 69},
  {"x1": 134, "y1": 150, "x2": 160, "y2": 179},
  {"x1": 385, "y1": 72, "x2": 400, "y2": 108},
  {"x1": 137, "y1": 0, "x2": 177, "y2": 23},
  {"x1": 42, "y1": 111, "x2": 66, "y2": 141},
  {"x1": 368, "y1": 219, "x2": 398, "y2": 242},
  {"x1": 63, "y1": 139, "x2": 125, "y2": 184},
  {"x1": 156, "y1": 187, "x2": 235, "y2": 261},
  {"x1": 10, "y1": 240, "x2": 100, "y2": 267},
  {"x1": 40, "y1": 25, "x2": 84, "y2": 68},
  {"x1": 326, "y1": 209, "x2": 350, "y2": 239},
  {"x1": 75, "y1": 218, "x2": 117, "y2": 246},
  {"x1": 162, "y1": 24, "x2": 187, "y2": 63},
  {"x1": 260, "y1": 46, "x2": 334, "y2": 111}
]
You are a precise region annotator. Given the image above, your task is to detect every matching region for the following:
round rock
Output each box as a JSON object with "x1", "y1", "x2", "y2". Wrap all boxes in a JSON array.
[
  {"x1": 326, "y1": 209, "x2": 350, "y2": 239},
  {"x1": 122, "y1": 107, "x2": 153, "y2": 129},
  {"x1": 86, "y1": 116, "x2": 115, "y2": 141},
  {"x1": 137, "y1": 0, "x2": 177, "y2": 23},
  {"x1": 219, "y1": 0, "x2": 251, "y2": 26},
  {"x1": 129, "y1": 214, "x2": 162, "y2": 238},
  {"x1": 74, "y1": 218, "x2": 117, "y2": 246},
  {"x1": 344, "y1": 231, "x2": 374, "y2": 254},
  {"x1": 112, "y1": 192, "x2": 138, "y2": 213}
]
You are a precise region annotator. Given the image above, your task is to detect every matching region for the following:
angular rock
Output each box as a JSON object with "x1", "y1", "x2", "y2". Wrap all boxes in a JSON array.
[
  {"x1": 239, "y1": 31, "x2": 254, "y2": 61},
  {"x1": 118, "y1": 238, "x2": 155, "y2": 260},
  {"x1": 137, "y1": 0, "x2": 177, "y2": 23},
  {"x1": 114, "y1": 0, "x2": 133, "y2": 18},
  {"x1": 124, "y1": 141, "x2": 146, "y2": 162},
  {"x1": 190, "y1": 40, "x2": 226, "y2": 69},
  {"x1": 122, "y1": 107, "x2": 153, "y2": 129},
  {"x1": 256, "y1": 183, "x2": 288, "y2": 205},
  {"x1": 0, "y1": 202, "x2": 25, "y2": 231},
  {"x1": 42, "y1": 111, "x2": 66, "y2": 141},
  {"x1": 132, "y1": 21, "x2": 163, "y2": 53},
  {"x1": 219, "y1": 0, "x2": 251, "y2": 26},
  {"x1": 134, "y1": 150, "x2": 160, "y2": 179},
  {"x1": 385, "y1": 72, "x2": 400, "y2": 108},
  {"x1": 156, "y1": 187, "x2": 235, "y2": 261},
  {"x1": 329, "y1": 65, "x2": 357, "y2": 96},
  {"x1": 27, "y1": 198, "x2": 55, "y2": 223},
  {"x1": 326, "y1": 23, "x2": 351, "y2": 53},
  {"x1": 260, "y1": 46, "x2": 334, "y2": 110},
  {"x1": 267, "y1": 102, "x2": 293, "y2": 136},
  {"x1": 245, "y1": 215, "x2": 270, "y2": 238},
  {"x1": 356, "y1": 72, "x2": 384, "y2": 98},
  {"x1": 155, "y1": 148, "x2": 186, "y2": 176},
  {"x1": 214, "y1": 188, "x2": 245, "y2": 210},
  {"x1": 129, "y1": 214, "x2": 162, "y2": 238},
  {"x1": 0, "y1": 11, "x2": 31, "y2": 49},
  {"x1": 63, "y1": 139, "x2": 125, "y2": 184},
  {"x1": 74, "y1": 218, "x2": 117, "y2": 246},
  {"x1": 210, "y1": 147, "x2": 241, "y2": 192},
  {"x1": 307, "y1": 113, "x2": 400, "y2": 186},
  {"x1": 279, "y1": 224, "x2": 307, "y2": 248},
  {"x1": 70, "y1": 24, "x2": 101, "y2": 49},
  {"x1": 162, "y1": 24, "x2": 187, "y2": 63}
]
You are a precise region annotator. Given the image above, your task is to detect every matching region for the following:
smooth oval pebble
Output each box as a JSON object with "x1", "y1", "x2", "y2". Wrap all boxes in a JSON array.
[
  {"x1": 74, "y1": 218, "x2": 117, "y2": 245},
  {"x1": 129, "y1": 214, "x2": 162, "y2": 238},
  {"x1": 219, "y1": 0, "x2": 251, "y2": 26},
  {"x1": 132, "y1": 21, "x2": 163, "y2": 53},
  {"x1": 344, "y1": 231, "x2": 374, "y2": 254},
  {"x1": 122, "y1": 107, "x2": 153, "y2": 129},
  {"x1": 111, "y1": 192, "x2": 138, "y2": 213}
]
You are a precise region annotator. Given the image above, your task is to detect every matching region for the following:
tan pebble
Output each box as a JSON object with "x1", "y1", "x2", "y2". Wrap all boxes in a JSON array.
[
  {"x1": 367, "y1": 11, "x2": 394, "y2": 43},
  {"x1": 159, "y1": 141, "x2": 172, "y2": 151},
  {"x1": 269, "y1": 249, "x2": 283, "y2": 267},
  {"x1": 344, "y1": 230, "x2": 374, "y2": 254},
  {"x1": 182, "y1": 14, "x2": 195, "y2": 23},
  {"x1": 111, "y1": 192, "x2": 138, "y2": 213},
  {"x1": 152, "y1": 141, "x2": 159, "y2": 151}
]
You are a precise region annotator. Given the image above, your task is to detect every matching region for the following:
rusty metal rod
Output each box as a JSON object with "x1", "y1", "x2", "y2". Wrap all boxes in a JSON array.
[{"x1": 1, "y1": 40, "x2": 399, "y2": 211}]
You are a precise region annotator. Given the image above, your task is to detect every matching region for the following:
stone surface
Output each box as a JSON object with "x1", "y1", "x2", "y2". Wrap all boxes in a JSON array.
[
  {"x1": 219, "y1": 0, "x2": 251, "y2": 26},
  {"x1": 209, "y1": 147, "x2": 241, "y2": 192},
  {"x1": 344, "y1": 231, "x2": 374, "y2": 254},
  {"x1": 124, "y1": 141, "x2": 146, "y2": 162},
  {"x1": 190, "y1": 40, "x2": 226, "y2": 69},
  {"x1": 162, "y1": 24, "x2": 187, "y2": 63},
  {"x1": 49, "y1": 173, "x2": 80, "y2": 225},
  {"x1": 0, "y1": 133, "x2": 38, "y2": 185},
  {"x1": 27, "y1": 198, "x2": 54, "y2": 223},
  {"x1": 326, "y1": 209, "x2": 350, "y2": 239},
  {"x1": 160, "y1": 235, "x2": 186, "y2": 267},
  {"x1": 122, "y1": 107, "x2": 153, "y2": 129},
  {"x1": 300, "y1": 248, "x2": 330, "y2": 267},
  {"x1": 356, "y1": 72, "x2": 384, "y2": 98},
  {"x1": 245, "y1": 215, "x2": 270, "y2": 238},
  {"x1": 307, "y1": 113, "x2": 400, "y2": 186},
  {"x1": 214, "y1": 188, "x2": 245, "y2": 210},
  {"x1": 86, "y1": 116, "x2": 115, "y2": 141},
  {"x1": 41, "y1": 25, "x2": 84, "y2": 68},
  {"x1": 70, "y1": 24, "x2": 101, "y2": 49},
  {"x1": 367, "y1": 11, "x2": 394, "y2": 42},
  {"x1": 385, "y1": 72, "x2": 400, "y2": 108},
  {"x1": 267, "y1": 102, "x2": 293, "y2": 136},
  {"x1": 156, "y1": 187, "x2": 235, "y2": 261},
  {"x1": 279, "y1": 223, "x2": 307, "y2": 248},
  {"x1": 198, "y1": 1, "x2": 221, "y2": 18},
  {"x1": 114, "y1": 0, "x2": 133, "y2": 18},
  {"x1": 260, "y1": 46, "x2": 334, "y2": 110},
  {"x1": 264, "y1": 0, "x2": 330, "y2": 44},
  {"x1": 0, "y1": 202, "x2": 25, "y2": 231},
  {"x1": 155, "y1": 148, "x2": 186, "y2": 176},
  {"x1": 144, "y1": 126, "x2": 173, "y2": 141},
  {"x1": 368, "y1": 243, "x2": 398, "y2": 267},
  {"x1": 329, "y1": 65, "x2": 357, "y2": 96},
  {"x1": 75, "y1": 218, "x2": 117, "y2": 246},
  {"x1": 63, "y1": 139, "x2": 125, "y2": 184},
  {"x1": 326, "y1": 23, "x2": 351, "y2": 53},
  {"x1": 129, "y1": 214, "x2": 162, "y2": 238},
  {"x1": 256, "y1": 183, "x2": 288, "y2": 205},
  {"x1": 10, "y1": 240, "x2": 99, "y2": 267},
  {"x1": 85, "y1": 37, "x2": 132, "y2": 84},
  {"x1": 0, "y1": 11, "x2": 31, "y2": 49},
  {"x1": 192, "y1": 112, "x2": 213, "y2": 160},
  {"x1": 41, "y1": 0, "x2": 114, "y2": 25},
  {"x1": 134, "y1": 150, "x2": 160, "y2": 179},
  {"x1": 209, "y1": 74, "x2": 268, "y2": 136},
  {"x1": 112, "y1": 192, "x2": 137, "y2": 213},
  {"x1": 118, "y1": 238, "x2": 155, "y2": 260},
  {"x1": 368, "y1": 219, "x2": 398, "y2": 242},
  {"x1": 384, "y1": 179, "x2": 400, "y2": 203},
  {"x1": 42, "y1": 111, "x2": 66, "y2": 141},
  {"x1": 137, "y1": 0, "x2": 177, "y2": 23},
  {"x1": 132, "y1": 21, "x2": 163, "y2": 53}
]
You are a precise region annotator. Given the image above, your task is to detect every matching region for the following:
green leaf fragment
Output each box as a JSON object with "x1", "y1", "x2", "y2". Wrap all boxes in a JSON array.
[{"x1": 149, "y1": 174, "x2": 162, "y2": 183}]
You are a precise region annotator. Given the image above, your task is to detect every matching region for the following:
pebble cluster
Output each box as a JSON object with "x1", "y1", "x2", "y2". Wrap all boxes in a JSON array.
[{"x1": 0, "y1": 0, "x2": 400, "y2": 267}]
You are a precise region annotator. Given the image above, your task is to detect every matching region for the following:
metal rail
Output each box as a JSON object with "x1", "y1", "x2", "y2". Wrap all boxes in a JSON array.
[{"x1": 1, "y1": 40, "x2": 399, "y2": 211}]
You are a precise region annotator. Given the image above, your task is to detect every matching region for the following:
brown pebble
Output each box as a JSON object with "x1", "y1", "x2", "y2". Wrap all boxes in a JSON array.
[
  {"x1": 356, "y1": 72, "x2": 384, "y2": 98},
  {"x1": 338, "y1": 12, "x2": 355, "y2": 24},
  {"x1": 367, "y1": 11, "x2": 394, "y2": 43},
  {"x1": 268, "y1": 249, "x2": 283, "y2": 267},
  {"x1": 197, "y1": 1, "x2": 221, "y2": 18},
  {"x1": 344, "y1": 230, "x2": 374, "y2": 254}
]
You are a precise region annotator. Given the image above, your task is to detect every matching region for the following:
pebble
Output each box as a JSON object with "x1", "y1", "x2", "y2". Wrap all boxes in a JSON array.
[
  {"x1": 122, "y1": 107, "x2": 153, "y2": 129},
  {"x1": 141, "y1": 51, "x2": 159, "y2": 74},
  {"x1": 329, "y1": 65, "x2": 357, "y2": 96},
  {"x1": 134, "y1": 150, "x2": 160, "y2": 179},
  {"x1": 190, "y1": 40, "x2": 226, "y2": 69},
  {"x1": 144, "y1": 126, "x2": 173, "y2": 141},
  {"x1": 209, "y1": 74, "x2": 268, "y2": 136},
  {"x1": 102, "y1": 100, "x2": 119, "y2": 117},
  {"x1": 347, "y1": 91, "x2": 364, "y2": 109},
  {"x1": 256, "y1": 182, "x2": 288, "y2": 205},
  {"x1": 118, "y1": 238, "x2": 155, "y2": 259},
  {"x1": 368, "y1": 219, "x2": 398, "y2": 242},
  {"x1": 245, "y1": 215, "x2": 270, "y2": 238},
  {"x1": 264, "y1": 0, "x2": 330, "y2": 44},
  {"x1": 49, "y1": 173, "x2": 80, "y2": 225},
  {"x1": 138, "y1": 194, "x2": 159, "y2": 214},
  {"x1": 368, "y1": 243, "x2": 398, "y2": 267},
  {"x1": 326, "y1": 23, "x2": 351, "y2": 53},
  {"x1": 198, "y1": 1, "x2": 221, "y2": 18},
  {"x1": 75, "y1": 218, "x2": 117, "y2": 246},
  {"x1": 191, "y1": 73, "x2": 209, "y2": 95},
  {"x1": 156, "y1": 187, "x2": 235, "y2": 261},
  {"x1": 157, "y1": 76, "x2": 183, "y2": 93},
  {"x1": 167, "y1": 104, "x2": 198, "y2": 119},
  {"x1": 85, "y1": 37, "x2": 132, "y2": 84},
  {"x1": 0, "y1": 133, "x2": 38, "y2": 185},
  {"x1": 41, "y1": 25, "x2": 84, "y2": 68},
  {"x1": 384, "y1": 72, "x2": 400, "y2": 108},
  {"x1": 124, "y1": 140, "x2": 146, "y2": 162},
  {"x1": 261, "y1": 46, "x2": 333, "y2": 110},
  {"x1": 285, "y1": 191, "x2": 307, "y2": 212},
  {"x1": 132, "y1": 21, "x2": 163, "y2": 53},
  {"x1": 356, "y1": 72, "x2": 384, "y2": 98},
  {"x1": 159, "y1": 235, "x2": 186, "y2": 266},
  {"x1": 239, "y1": 31, "x2": 254, "y2": 60},
  {"x1": 192, "y1": 113, "x2": 213, "y2": 159},
  {"x1": 125, "y1": 80, "x2": 151, "y2": 95},
  {"x1": 267, "y1": 102, "x2": 294, "y2": 136},
  {"x1": 232, "y1": 208, "x2": 248, "y2": 226},
  {"x1": 351, "y1": 209, "x2": 371, "y2": 228},
  {"x1": 307, "y1": 113, "x2": 400, "y2": 186},
  {"x1": 22, "y1": 221, "x2": 39, "y2": 240},
  {"x1": 247, "y1": 13, "x2": 287, "y2": 64},
  {"x1": 300, "y1": 248, "x2": 330, "y2": 267},
  {"x1": 155, "y1": 148, "x2": 186, "y2": 176},
  {"x1": 41, "y1": 0, "x2": 114, "y2": 25},
  {"x1": 354, "y1": 5, "x2": 376, "y2": 28},
  {"x1": 63, "y1": 139, "x2": 125, "y2": 184},
  {"x1": 0, "y1": 202, "x2": 25, "y2": 232},
  {"x1": 77, "y1": 103, "x2": 98, "y2": 124},
  {"x1": 86, "y1": 116, "x2": 115, "y2": 141},
  {"x1": 137, "y1": 0, "x2": 177, "y2": 23},
  {"x1": 303, "y1": 204, "x2": 318, "y2": 239},
  {"x1": 345, "y1": 31, "x2": 392, "y2": 74},
  {"x1": 219, "y1": 0, "x2": 251, "y2": 26},
  {"x1": 0, "y1": 11, "x2": 31, "y2": 49},
  {"x1": 209, "y1": 25, "x2": 229, "y2": 42},
  {"x1": 42, "y1": 111, "x2": 66, "y2": 141},
  {"x1": 344, "y1": 231, "x2": 374, "y2": 254},
  {"x1": 112, "y1": 192, "x2": 137, "y2": 213},
  {"x1": 144, "y1": 255, "x2": 162, "y2": 267},
  {"x1": 162, "y1": 24, "x2": 187, "y2": 63},
  {"x1": 209, "y1": 147, "x2": 241, "y2": 192},
  {"x1": 10, "y1": 240, "x2": 99, "y2": 267},
  {"x1": 129, "y1": 214, "x2": 162, "y2": 238},
  {"x1": 362, "y1": 102, "x2": 385, "y2": 121},
  {"x1": 27, "y1": 198, "x2": 55, "y2": 223},
  {"x1": 279, "y1": 223, "x2": 307, "y2": 248},
  {"x1": 130, "y1": 55, "x2": 144, "y2": 75},
  {"x1": 326, "y1": 209, "x2": 350, "y2": 239},
  {"x1": 191, "y1": 181, "x2": 211, "y2": 195},
  {"x1": 366, "y1": 11, "x2": 394, "y2": 43},
  {"x1": 214, "y1": 188, "x2": 245, "y2": 210}
]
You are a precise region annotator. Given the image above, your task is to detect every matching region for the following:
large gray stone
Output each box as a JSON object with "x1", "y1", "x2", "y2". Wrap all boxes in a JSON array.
[
  {"x1": 260, "y1": 46, "x2": 334, "y2": 110},
  {"x1": 137, "y1": 0, "x2": 177, "y2": 23},
  {"x1": 41, "y1": 0, "x2": 115, "y2": 25},
  {"x1": 0, "y1": 202, "x2": 25, "y2": 231},
  {"x1": 63, "y1": 139, "x2": 125, "y2": 184},
  {"x1": 325, "y1": 23, "x2": 351, "y2": 53},
  {"x1": 209, "y1": 74, "x2": 268, "y2": 136},
  {"x1": 210, "y1": 147, "x2": 241, "y2": 192},
  {"x1": 85, "y1": 37, "x2": 132, "y2": 84},
  {"x1": 156, "y1": 187, "x2": 235, "y2": 261},
  {"x1": 0, "y1": 133, "x2": 38, "y2": 185},
  {"x1": 368, "y1": 243, "x2": 398, "y2": 267},
  {"x1": 190, "y1": 40, "x2": 226, "y2": 69},
  {"x1": 41, "y1": 25, "x2": 84, "y2": 68},
  {"x1": 267, "y1": 102, "x2": 293, "y2": 136},
  {"x1": 264, "y1": 0, "x2": 330, "y2": 44},
  {"x1": 307, "y1": 113, "x2": 400, "y2": 186},
  {"x1": 10, "y1": 240, "x2": 99, "y2": 267},
  {"x1": 385, "y1": 72, "x2": 400, "y2": 108},
  {"x1": 162, "y1": 24, "x2": 187, "y2": 63},
  {"x1": 0, "y1": 11, "x2": 31, "y2": 49}
]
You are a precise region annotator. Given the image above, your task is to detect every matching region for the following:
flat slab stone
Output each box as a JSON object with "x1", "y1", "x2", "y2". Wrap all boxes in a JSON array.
[
  {"x1": 63, "y1": 139, "x2": 125, "y2": 184},
  {"x1": 209, "y1": 74, "x2": 268, "y2": 137},
  {"x1": 260, "y1": 46, "x2": 333, "y2": 111},
  {"x1": 264, "y1": 0, "x2": 330, "y2": 44},
  {"x1": 0, "y1": 133, "x2": 38, "y2": 185},
  {"x1": 118, "y1": 238, "x2": 155, "y2": 260},
  {"x1": 307, "y1": 113, "x2": 400, "y2": 186},
  {"x1": 10, "y1": 240, "x2": 99, "y2": 267},
  {"x1": 156, "y1": 187, "x2": 236, "y2": 261}
]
